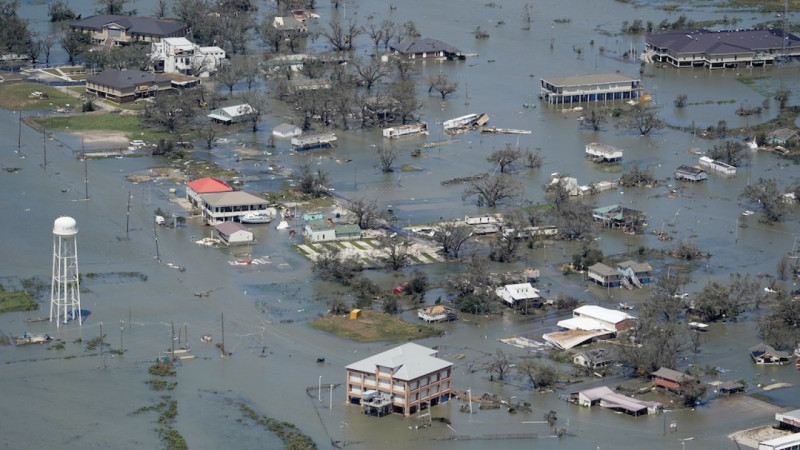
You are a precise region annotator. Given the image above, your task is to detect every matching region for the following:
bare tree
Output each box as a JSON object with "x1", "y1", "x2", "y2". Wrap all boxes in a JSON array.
[
  {"x1": 774, "y1": 86, "x2": 791, "y2": 109},
  {"x1": 427, "y1": 72, "x2": 458, "y2": 100},
  {"x1": 41, "y1": 34, "x2": 56, "y2": 64},
  {"x1": 741, "y1": 178, "x2": 790, "y2": 222},
  {"x1": 364, "y1": 18, "x2": 383, "y2": 47},
  {"x1": 375, "y1": 145, "x2": 398, "y2": 173},
  {"x1": 96, "y1": 0, "x2": 129, "y2": 15},
  {"x1": 462, "y1": 173, "x2": 522, "y2": 207},
  {"x1": 296, "y1": 162, "x2": 330, "y2": 197},
  {"x1": 487, "y1": 349, "x2": 513, "y2": 381},
  {"x1": 215, "y1": 63, "x2": 242, "y2": 94},
  {"x1": 549, "y1": 199, "x2": 595, "y2": 240},
  {"x1": 354, "y1": 57, "x2": 388, "y2": 91},
  {"x1": 378, "y1": 234, "x2": 412, "y2": 270},
  {"x1": 619, "y1": 104, "x2": 664, "y2": 136},
  {"x1": 523, "y1": 149, "x2": 544, "y2": 169},
  {"x1": 60, "y1": 30, "x2": 89, "y2": 65},
  {"x1": 380, "y1": 20, "x2": 397, "y2": 49},
  {"x1": 258, "y1": 14, "x2": 284, "y2": 53},
  {"x1": 241, "y1": 91, "x2": 267, "y2": 133},
  {"x1": 581, "y1": 108, "x2": 608, "y2": 131},
  {"x1": 389, "y1": 79, "x2": 422, "y2": 124},
  {"x1": 759, "y1": 291, "x2": 800, "y2": 350},
  {"x1": 197, "y1": 122, "x2": 220, "y2": 149},
  {"x1": 489, "y1": 234, "x2": 518, "y2": 263},
  {"x1": 487, "y1": 144, "x2": 523, "y2": 173},
  {"x1": 343, "y1": 197, "x2": 381, "y2": 229},
  {"x1": 516, "y1": 357, "x2": 558, "y2": 389},
  {"x1": 708, "y1": 141, "x2": 751, "y2": 167},
  {"x1": 432, "y1": 222, "x2": 472, "y2": 259},
  {"x1": 618, "y1": 162, "x2": 657, "y2": 187}
]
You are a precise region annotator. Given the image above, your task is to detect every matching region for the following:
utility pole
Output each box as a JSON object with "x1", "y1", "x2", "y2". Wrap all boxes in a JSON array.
[
  {"x1": 221, "y1": 312, "x2": 225, "y2": 356},
  {"x1": 42, "y1": 128, "x2": 47, "y2": 168},
  {"x1": 82, "y1": 138, "x2": 89, "y2": 200},
  {"x1": 329, "y1": 384, "x2": 334, "y2": 410},
  {"x1": 120, "y1": 320, "x2": 124, "y2": 354},
  {"x1": 126, "y1": 191, "x2": 132, "y2": 237},
  {"x1": 171, "y1": 321, "x2": 175, "y2": 361},
  {"x1": 154, "y1": 219, "x2": 160, "y2": 262},
  {"x1": 128, "y1": 306, "x2": 132, "y2": 331},
  {"x1": 99, "y1": 321, "x2": 105, "y2": 369},
  {"x1": 17, "y1": 110, "x2": 22, "y2": 155}
]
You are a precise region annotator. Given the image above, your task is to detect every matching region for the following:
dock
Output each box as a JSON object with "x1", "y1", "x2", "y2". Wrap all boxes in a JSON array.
[{"x1": 291, "y1": 132, "x2": 337, "y2": 151}]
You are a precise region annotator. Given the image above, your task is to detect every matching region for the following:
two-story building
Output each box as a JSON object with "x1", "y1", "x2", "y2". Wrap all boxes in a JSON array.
[
  {"x1": 346, "y1": 343, "x2": 453, "y2": 416},
  {"x1": 151, "y1": 37, "x2": 225, "y2": 77},
  {"x1": 540, "y1": 73, "x2": 642, "y2": 105},
  {"x1": 185, "y1": 177, "x2": 233, "y2": 209},
  {"x1": 70, "y1": 14, "x2": 186, "y2": 48},
  {"x1": 197, "y1": 191, "x2": 270, "y2": 224}
]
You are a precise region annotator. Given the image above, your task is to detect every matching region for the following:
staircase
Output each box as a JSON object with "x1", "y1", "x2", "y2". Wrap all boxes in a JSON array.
[
  {"x1": 619, "y1": 277, "x2": 632, "y2": 290},
  {"x1": 630, "y1": 273, "x2": 643, "y2": 288}
]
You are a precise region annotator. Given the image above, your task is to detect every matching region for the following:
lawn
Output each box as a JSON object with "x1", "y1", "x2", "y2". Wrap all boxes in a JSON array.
[
  {"x1": 0, "y1": 285, "x2": 39, "y2": 314},
  {"x1": 349, "y1": 241, "x2": 366, "y2": 250},
  {"x1": 34, "y1": 113, "x2": 142, "y2": 132},
  {"x1": 422, "y1": 253, "x2": 440, "y2": 263},
  {"x1": 310, "y1": 310, "x2": 442, "y2": 343},
  {"x1": 0, "y1": 82, "x2": 76, "y2": 110}
]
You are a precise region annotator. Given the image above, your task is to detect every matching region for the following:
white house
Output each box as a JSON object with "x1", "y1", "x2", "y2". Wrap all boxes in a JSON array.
[
  {"x1": 151, "y1": 37, "x2": 225, "y2": 77},
  {"x1": 272, "y1": 123, "x2": 302, "y2": 138},
  {"x1": 495, "y1": 283, "x2": 540, "y2": 306},
  {"x1": 215, "y1": 221, "x2": 253, "y2": 245},
  {"x1": 208, "y1": 104, "x2": 255, "y2": 125}
]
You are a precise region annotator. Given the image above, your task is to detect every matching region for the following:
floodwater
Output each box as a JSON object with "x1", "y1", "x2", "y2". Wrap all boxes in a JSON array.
[{"x1": 2, "y1": 0, "x2": 800, "y2": 449}]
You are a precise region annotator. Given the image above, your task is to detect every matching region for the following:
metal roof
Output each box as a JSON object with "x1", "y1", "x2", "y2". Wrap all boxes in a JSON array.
[
  {"x1": 617, "y1": 260, "x2": 652, "y2": 273},
  {"x1": 346, "y1": 343, "x2": 452, "y2": 381},
  {"x1": 577, "y1": 386, "x2": 662, "y2": 414},
  {"x1": 646, "y1": 28, "x2": 800, "y2": 56},
  {"x1": 587, "y1": 263, "x2": 619, "y2": 277},
  {"x1": 86, "y1": 69, "x2": 170, "y2": 90},
  {"x1": 186, "y1": 177, "x2": 232, "y2": 194},
  {"x1": 541, "y1": 73, "x2": 639, "y2": 87},
  {"x1": 207, "y1": 104, "x2": 255, "y2": 121},
  {"x1": 71, "y1": 14, "x2": 185, "y2": 37},
  {"x1": 215, "y1": 221, "x2": 248, "y2": 234},
  {"x1": 199, "y1": 191, "x2": 266, "y2": 207},
  {"x1": 574, "y1": 305, "x2": 633, "y2": 324}
]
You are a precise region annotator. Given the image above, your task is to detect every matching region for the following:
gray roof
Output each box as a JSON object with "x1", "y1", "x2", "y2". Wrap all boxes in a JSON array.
[
  {"x1": 588, "y1": 262, "x2": 619, "y2": 277},
  {"x1": 346, "y1": 342, "x2": 452, "y2": 381},
  {"x1": 86, "y1": 69, "x2": 170, "y2": 90},
  {"x1": 652, "y1": 367, "x2": 695, "y2": 382},
  {"x1": 676, "y1": 165, "x2": 706, "y2": 175},
  {"x1": 215, "y1": 221, "x2": 247, "y2": 234},
  {"x1": 199, "y1": 191, "x2": 267, "y2": 207},
  {"x1": 541, "y1": 73, "x2": 639, "y2": 87},
  {"x1": 392, "y1": 38, "x2": 461, "y2": 56},
  {"x1": 646, "y1": 28, "x2": 800, "y2": 56},
  {"x1": 768, "y1": 128, "x2": 798, "y2": 141},
  {"x1": 617, "y1": 260, "x2": 652, "y2": 273},
  {"x1": 71, "y1": 14, "x2": 185, "y2": 37}
]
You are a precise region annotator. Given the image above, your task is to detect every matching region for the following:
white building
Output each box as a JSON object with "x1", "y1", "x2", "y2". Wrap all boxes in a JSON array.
[
  {"x1": 495, "y1": 283, "x2": 540, "y2": 306},
  {"x1": 215, "y1": 222, "x2": 254, "y2": 245},
  {"x1": 760, "y1": 433, "x2": 800, "y2": 450},
  {"x1": 151, "y1": 37, "x2": 225, "y2": 78}
]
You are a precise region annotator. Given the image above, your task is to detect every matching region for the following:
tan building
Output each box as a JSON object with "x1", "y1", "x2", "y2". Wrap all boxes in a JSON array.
[
  {"x1": 346, "y1": 343, "x2": 453, "y2": 416},
  {"x1": 70, "y1": 14, "x2": 186, "y2": 48}
]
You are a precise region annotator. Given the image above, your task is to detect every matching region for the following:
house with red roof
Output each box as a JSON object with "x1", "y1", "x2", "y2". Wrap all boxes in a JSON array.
[{"x1": 186, "y1": 177, "x2": 232, "y2": 209}]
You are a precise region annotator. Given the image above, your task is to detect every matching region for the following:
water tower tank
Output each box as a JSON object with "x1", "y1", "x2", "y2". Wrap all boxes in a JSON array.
[{"x1": 53, "y1": 216, "x2": 78, "y2": 236}]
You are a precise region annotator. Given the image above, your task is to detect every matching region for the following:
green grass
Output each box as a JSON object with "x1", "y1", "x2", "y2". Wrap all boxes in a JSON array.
[
  {"x1": 363, "y1": 239, "x2": 379, "y2": 248},
  {"x1": 295, "y1": 245, "x2": 309, "y2": 255},
  {"x1": 306, "y1": 243, "x2": 321, "y2": 252},
  {"x1": 349, "y1": 241, "x2": 367, "y2": 250},
  {"x1": 34, "y1": 114, "x2": 142, "y2": 132},
  {"x1": 362, "y1": 258, "x2": 374, "y2": 266},
  {"x1": 0, "y1": 82, "x2": 76, "y2": 110},
  {"x1": 322, "y1": 243, "x2": 338, "y2": 251},
  {"x1": 334, "y1": 241, "x2": 347, "y2": 249},
  {"x1": 310, "y1": 309, "x2": 443, "y2": 343},
  {"x1": 0, "y1": 285, "x2": 39, "y2": 314},
  {"x1": 422, "y1": 253, "x2": 439, "y2": 263},
  {"x1": 409, "y1": 255, "x2": 424, "y2": 264}
]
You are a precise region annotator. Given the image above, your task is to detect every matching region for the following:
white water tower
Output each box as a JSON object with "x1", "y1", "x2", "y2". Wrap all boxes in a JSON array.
[{"x1": 50, "y1": 216, "x2": 81, "y2": 327}]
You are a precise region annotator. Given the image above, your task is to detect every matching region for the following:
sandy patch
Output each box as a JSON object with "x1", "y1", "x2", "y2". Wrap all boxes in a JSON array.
[
  {"x1": 728, "y1": 424, "x2": 788, "y2": 448},
  {"x1": 73, "y1": 131, "x2": 130, "y2": 146}
]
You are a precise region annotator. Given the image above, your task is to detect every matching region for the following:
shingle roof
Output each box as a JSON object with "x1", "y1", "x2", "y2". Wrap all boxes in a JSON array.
[
  {"x1": 646, "y1": 28, "x2": 800, "y2": 56},
  {"x1": 392, "y1": 38, "x2": 461, "y2": 56},
  {"x1": 86, "y1": 69, "x2": 170, "y2": 90},
  {"x1": 651, "y1": 367, "x2": 695, "y2": 382},
  {"x1": 617, "y1": 260, "x2": 653, "y2": 273},
  {"x1": 588, "y1": 262, "x2": 619, "y2": 277},
  {"x1": 187, "y1": 177, "x2": 232, "y2": 194},
  {"x1": 71, "y1": 14, "x2": 185, "y2": 37},
  {"x1": 346, "y1": 343, "x2": 452, "y2": 381}
]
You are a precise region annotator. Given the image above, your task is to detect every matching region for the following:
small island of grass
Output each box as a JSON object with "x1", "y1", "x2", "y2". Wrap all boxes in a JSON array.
[
  {"x1": 0, "y1": 285, "x2": 38, "y2": 314},
  {"x1": 311, "y1": 309, "x2": 443, "y2": 343}
]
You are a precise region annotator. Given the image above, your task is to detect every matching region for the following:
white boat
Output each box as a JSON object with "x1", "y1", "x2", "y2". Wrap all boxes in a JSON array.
[
  {"x1": 240, "y1": 212, "x2": 272, "y2": 224},
  {"x1": 688, "y1": 322, "x2": 709, "y2": 331}
]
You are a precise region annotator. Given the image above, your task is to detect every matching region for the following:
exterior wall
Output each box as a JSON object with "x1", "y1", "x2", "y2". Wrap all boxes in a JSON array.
[
  {"x1": 201, "y1": 201, "x2": 269, "y2": 224},
  {"x1": 346, "y1": 366, "x2": 452, "y2": 416},
  {"x1": 304, "y1": 227, "x2": 335, "y2": 242},
  {"x1": 540, "y1": 79, "x2": 642, "y2": 105},
  {"x1": 86, "y1": 79, "x2": 172, "y2": 103}
]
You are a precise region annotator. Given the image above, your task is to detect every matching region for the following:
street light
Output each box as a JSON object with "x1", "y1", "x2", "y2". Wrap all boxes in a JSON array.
[{"x1": 681, "y1": 437, "x2": 694, "y2": 450}]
